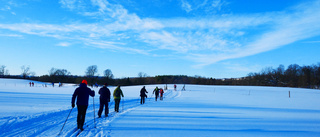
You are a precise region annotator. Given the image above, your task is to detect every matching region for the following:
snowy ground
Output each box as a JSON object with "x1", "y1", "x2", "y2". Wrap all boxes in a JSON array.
[{"x1": 0, "y1": 78, "x2": 320, "y2": 137}]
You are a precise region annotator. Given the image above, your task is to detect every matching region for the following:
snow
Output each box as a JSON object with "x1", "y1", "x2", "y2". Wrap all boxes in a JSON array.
[{"x1": 0, "y1": 78, "x2": 320, "y2": 137}]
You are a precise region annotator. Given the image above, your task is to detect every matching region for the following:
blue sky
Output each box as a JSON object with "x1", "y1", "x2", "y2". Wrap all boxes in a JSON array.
[{"x1": 0, "y1": 0, "x2": 319, "y2": 78}]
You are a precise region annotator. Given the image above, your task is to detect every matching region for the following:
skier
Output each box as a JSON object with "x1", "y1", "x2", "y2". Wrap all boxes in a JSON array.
[
  {"x1": 32, "y1": 82, "x2": 34, "y2": 87},
  {"x1": 159, "y1": 88, "x2": 164, "y2": 100},
  {"x1": 153, "y1": 86, "x2": 160, "y2": 101},
  {"x1": 113, "y1": 85, "x2": 124, "y2": 112},
  {"x1": 29, "y1": 82, "x2": 31, "y2": 87},
  {"x1": 182, "y1": 84, "x2": 186, "y2": 91},
  {"x1": 140, "y1": 86, "x2": 148, "y2": 104},
  {"x1": 98, "y1": 83, "x2": 111, "y2": 118},
  {"x1": 174, "y1": 84, "x2": 177, "y2": 91},
  {"x1": 71, "y1": 80, "x2": 95, "y2": 131}
]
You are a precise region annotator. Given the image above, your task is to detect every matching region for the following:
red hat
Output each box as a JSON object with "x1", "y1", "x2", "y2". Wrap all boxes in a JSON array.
[{"x1": 81, "y1": 80, "x2": 87, "y2": 85}]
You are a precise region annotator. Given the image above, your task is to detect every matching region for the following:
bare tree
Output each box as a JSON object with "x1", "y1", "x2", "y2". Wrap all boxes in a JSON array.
[
  {"x1": 138, "y1": 72, "x2": 148, "y2": 78},
  {"x1": 85, "y1": 65, "x2": 98, "y2": 77},
  {"x1": 49, "y1": 68, "x2": 71, "y2": 83},
  {"x1": 138, "y1": 72, "x2": 148, "y2": 85},
  {"x1": 0, "y1": 65, "x2": 9, "y2": 76},
  {"x1": 104, "y1": 69, "x2": 114, "y2": 79},
  {"x1": 21, "y1": 65, "x2": 35, "y2": 78},
  {"x1": 49, "y1": 68, "x2": 71, "y2": 76}
]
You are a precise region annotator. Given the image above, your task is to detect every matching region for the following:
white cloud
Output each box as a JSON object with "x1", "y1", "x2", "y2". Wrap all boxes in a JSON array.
[
  {"x1": 210, "y1": 0, "x2": 225, "y2": 11},
  {"x1": 181, "y1": 0, "x2": 192, "y2": 13},
  {"x1": 0, "y1": 33, "x2": 22, "y2": 37},
  {"x1": 59, "y1": 0, "x2": 78, "y2": 10},
  {"x1": 57, "y1": 42, "x2": 71, "y2": 47},
  {"x1": 180, "y1": 0, "x2": 227, "y2": 13},
  {"x1": 1, "y1": 0, "x2": 320, "y2": 68}
]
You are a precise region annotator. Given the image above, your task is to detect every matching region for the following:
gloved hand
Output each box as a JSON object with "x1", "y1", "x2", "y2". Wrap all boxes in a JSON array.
[{"x1": 72, "y1": 103, "x2": 75, "y2": 108}]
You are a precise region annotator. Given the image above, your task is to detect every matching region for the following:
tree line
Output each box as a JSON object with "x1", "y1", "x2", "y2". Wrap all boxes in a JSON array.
[
  {"x1": 242, "y1": 63, "x2": 320, "y2": 88},
  {"x1": 0, "y1": 63, "x2": 319, "y2": 89}
]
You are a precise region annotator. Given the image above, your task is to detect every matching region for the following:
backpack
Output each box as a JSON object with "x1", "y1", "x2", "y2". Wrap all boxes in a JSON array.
[{"x1": 115, "y1": 88, "x2": 121, "y2": 97}]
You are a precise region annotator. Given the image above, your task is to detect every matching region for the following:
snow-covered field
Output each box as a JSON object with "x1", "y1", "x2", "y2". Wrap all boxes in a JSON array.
[{"x1": 0, "y1": 78, "x2": 320, "y2": 137}]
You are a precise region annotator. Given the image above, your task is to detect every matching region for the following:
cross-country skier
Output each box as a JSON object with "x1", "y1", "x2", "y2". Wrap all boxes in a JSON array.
[
  {"x1": 140, "y1": 86, "x2": 148, "y2": 104},
  {"x1": 71, "y1": 80, "x2": 95, "y2": 131},
  {"x1": 98, "y1": 83, "x2": 111, "y2": 118},
  {"x1": 182, "y1": 84, "x2": 186, "y2": 91},
  {"x1": 113, "y1": 85, "x2": 124, "y2": 112},
  {"x1": 160, "y1": 88, "x2": 164, "y2": 100},
  {"x1": 153, "y1": 86, "x2": 160, "y2": 101}
]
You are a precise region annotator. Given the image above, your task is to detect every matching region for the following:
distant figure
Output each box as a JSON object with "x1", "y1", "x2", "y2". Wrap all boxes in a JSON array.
[
  {"x1": 140, "y1": 86, "x2": 148, "y2": 104},
  {"x1": 182, "y1": 84, "x2": 186, "y2": 91},
  {"x1": 71, "y1": 80, "x2": 95, "y2": 131},
  {"x1": 153, "y1": 86, "x2": 160, "y2": 101},
  {"x1": 29, "y1": 82, "x2": 31, "y2": 87},
  {"x1": 164, "y1": 84, "x2": 167, "y2": 90},
  {"x1": 52, "y1": 82, "x2": 54, "y2": 87},
  {"x1": 113, "y1": 85, "x2": 124, "y2": 112},
  {"x1": 32, "y1": 82, "x2": 34, "y2": 87},
  {"x1": 59, "y1": 82, "x2": 62, "y2": 87},
  {"x1": 98, "y1": 83, "x2": 111, "y2": 118},
  {"x1": 174, "y1": 84, "x2": 177, "y2": 91},
  {"x1": 95, "y1": 83, "x2": 99, "y2": 88},
  {"x1": 160, "y1": 88, "x2": 164, "y2": 100}
]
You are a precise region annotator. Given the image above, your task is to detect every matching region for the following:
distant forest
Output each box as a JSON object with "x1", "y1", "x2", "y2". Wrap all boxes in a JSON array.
[{"x1": 1, "y1": 63, "x2": 320, "y2": 89}]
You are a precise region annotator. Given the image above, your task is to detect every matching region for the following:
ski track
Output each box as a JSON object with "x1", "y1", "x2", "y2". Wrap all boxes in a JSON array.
[{"x1": 0, "y1": 89, "x2": 180, "y2": 137}]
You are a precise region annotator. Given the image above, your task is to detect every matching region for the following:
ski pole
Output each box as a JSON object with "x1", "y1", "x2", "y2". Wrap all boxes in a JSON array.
[
  {"x1": 93, "y1": 96, "x2": 96, "y2": 128},
  {"x1": 122, "y1": 97, "x2": 124, "y2": 112},
  {"x1": 138, "y1": 96, "x2": 140, "y2": 104},
  {"x1": 58, "y1": 108, "x2": 73, "y2": 135},
  {"x1": 109, "y1": 99, "x2": 113, "y2": 108}
]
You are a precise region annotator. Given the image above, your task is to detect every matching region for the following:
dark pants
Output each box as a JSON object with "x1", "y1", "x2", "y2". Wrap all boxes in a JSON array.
[
  {"x1": 155, "y1": 94, "x2": 159, "y2": 101},
  {"x1": 77, "y1": 105, "x2": 88, "y2": 129},
  {"x1": 160, "y1": 95, "x2": 163, "y2": 100},
  {"x1": 141, "y1": 97, "x2": 145, "y2": 104},
  {"x1": 98, "y1": 100, "x2": 109, "y2": 117},
  {"x1": 114, "y1": 99, "x2": 121, "y2": 112}
]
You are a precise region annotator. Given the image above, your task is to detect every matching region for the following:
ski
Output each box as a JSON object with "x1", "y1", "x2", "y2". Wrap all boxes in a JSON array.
[{"x1": 76, "y1": 129, "x2": 83, "y2": 136}]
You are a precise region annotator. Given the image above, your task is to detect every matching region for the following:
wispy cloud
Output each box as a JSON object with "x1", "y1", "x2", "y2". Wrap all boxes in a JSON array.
[
  {"x1": 0, "y1": 33, "x2": 22, "y2": 37},
  {"x1": 0, "y1": 0, "x2": 319, "y2": 68},
  {"x1": 56, "y1": 42, "x2": 71, "y2": 47},
  {"x1": 180, "y1": 0, "x2": 227, "y2": 13},
  {"x1": 181, "y1": 0, "x2": 192, "y2": 13}
]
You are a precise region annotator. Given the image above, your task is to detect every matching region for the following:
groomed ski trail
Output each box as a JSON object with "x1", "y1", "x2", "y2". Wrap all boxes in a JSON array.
[
  {"x1": 77, "y1": 89, "x2": 180, "y2": 137},
  {"x1": 0, "y1": 88, "x2": 181, "y2": 137}
]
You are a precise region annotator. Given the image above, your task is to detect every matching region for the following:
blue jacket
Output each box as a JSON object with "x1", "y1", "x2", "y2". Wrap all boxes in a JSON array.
[{"x1": 72, "y1": 83, "x2": 95, "y2": 106}]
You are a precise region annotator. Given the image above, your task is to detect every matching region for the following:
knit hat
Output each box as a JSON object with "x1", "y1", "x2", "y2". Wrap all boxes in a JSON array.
[{"x1": 81, "y1": 80, "x2": 87, "y2": 85}]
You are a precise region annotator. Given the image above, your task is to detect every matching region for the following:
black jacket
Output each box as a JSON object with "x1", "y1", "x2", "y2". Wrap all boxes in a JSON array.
[
  {"x1": 72, "y1": 83, "x2": 95, "y2": 106},
  {"x1": 140, "y1": 87, "x2": 148, "y2": 97},
  {"x1": 99, "y1": 86, "x2": 111, "y2": 103}
]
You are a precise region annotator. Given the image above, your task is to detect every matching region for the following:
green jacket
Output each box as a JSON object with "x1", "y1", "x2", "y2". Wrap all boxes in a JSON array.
[{"x1": 113, "y1": 86, "x2": 124, "y2": 99}]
